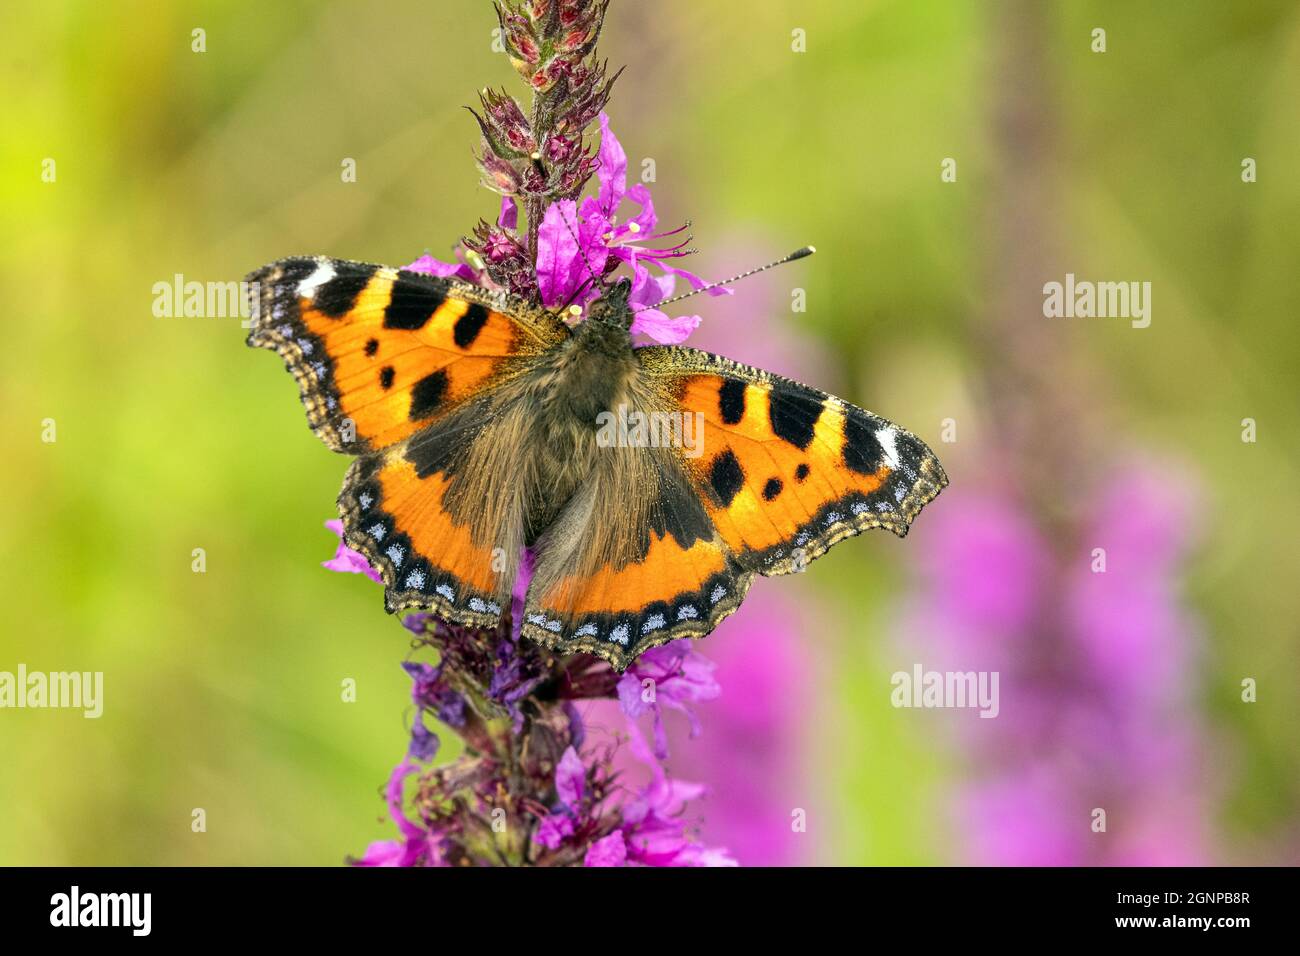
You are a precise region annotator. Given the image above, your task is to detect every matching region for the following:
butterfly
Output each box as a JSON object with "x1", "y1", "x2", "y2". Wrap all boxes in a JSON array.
[{"x1": 245, "y1": 256, "x2": 947, "y2": 670}]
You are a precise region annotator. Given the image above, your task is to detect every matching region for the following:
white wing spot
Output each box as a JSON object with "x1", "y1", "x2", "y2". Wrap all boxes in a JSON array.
[
  {"x1": 876, "y1": 426, "x2": 901, "y2": 469},
  {"x1": 368, "y1": 523, "x2": 386, "y2": 541},
  {"x1": 610, "y1": 623, "x2": 631, "y2": 646},
  {"x1": 385, "y1": 544, "x2": 405, "y2": 565},
  {"x1": 576, "y1": 622, "x2": 598, "y2": 638},
  {"x1": 358, "y1": 493, "x2": 373, "y2": 509},
  {"x1": 297, "y1": 261, "x2": 336, "y2": 300},
  {"x1": 825, "y1": 510, "x2": 844, "y2": 525},
  {"x1": 709, "y1": 585, "x2": 726, "y2": 604},
  {"x1": 435, "y1": 583, "x2": 455, "y2": 602},
  {"x1": 676, "y1": 605, "x2": 699, "y2": 621},
  {"x1": 641, "y1": 613, "x2": 666, "y2": 634},
  {"x1": 404, "y1": 569, "x2": 426, "y2": 589}
]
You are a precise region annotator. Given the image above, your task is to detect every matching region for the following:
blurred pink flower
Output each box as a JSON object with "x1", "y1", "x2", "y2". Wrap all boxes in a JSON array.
[
  {"x1": 650, "y1": 585, "x2": 818, "y2": 866},
  {"x1": 606, "y1": 725, "x2": 737, "y2": 867},
  {"x1": 897, "y1": 459, "x2": 1212, "y2": 865}
]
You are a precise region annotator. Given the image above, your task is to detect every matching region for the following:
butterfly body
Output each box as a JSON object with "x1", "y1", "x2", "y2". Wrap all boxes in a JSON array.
[{"x1": 247, "y1": 257, "x2": 946, "y2": 669}]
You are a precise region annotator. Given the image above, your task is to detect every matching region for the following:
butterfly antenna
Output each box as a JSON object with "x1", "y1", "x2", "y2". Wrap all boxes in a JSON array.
[
  {"x1": 642, "y1": 246, "x2": 816, "y2": 310},
  {"x1": 559, "y1": 200, "x2": 604, "y2": 291},
  {"x1": 559, "y1": 275, "x2": 595, "y2": 312}
]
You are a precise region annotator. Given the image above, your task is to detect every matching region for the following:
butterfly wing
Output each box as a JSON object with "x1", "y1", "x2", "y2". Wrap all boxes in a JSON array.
[
  {"x1": 246, "y1": 256, "x2": 569, "y2": 627},
  {"x1": 520, "y1": 437, "x2": 755, "y2": 668},
  {"x1": 246, "y1": 257, "x2": 565, "y2": 453},
  {"x1": 518, "y1": 345, "x2": 946, "y2": 669},
  {"x1": 642, "y1": 346, "x2": 947, "y2": 571}
]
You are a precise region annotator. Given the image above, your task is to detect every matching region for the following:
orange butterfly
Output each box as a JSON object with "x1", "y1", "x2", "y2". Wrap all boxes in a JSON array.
[{"x1": 246, "y1": 257, "x2": 946, "y2": 669}]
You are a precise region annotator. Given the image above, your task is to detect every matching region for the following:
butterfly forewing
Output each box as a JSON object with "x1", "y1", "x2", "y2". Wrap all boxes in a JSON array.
[
  {"x1": 245, "y1": 257, "x2": 561, "y2": 454},
  {"x1": 245, "y1": 256, "x2": 568, "y2": 631},
  {"x1": 643, "y1": 347, "x2": 947, "y2": 569}
]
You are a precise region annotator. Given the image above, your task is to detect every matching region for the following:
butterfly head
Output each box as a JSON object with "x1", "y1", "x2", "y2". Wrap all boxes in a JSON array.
[{"x1": 583, "y1": 277, "x2": 635, "y2": 330}]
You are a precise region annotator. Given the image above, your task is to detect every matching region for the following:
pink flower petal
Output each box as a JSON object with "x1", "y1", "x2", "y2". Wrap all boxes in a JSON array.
[
  {"x1": 533, "y1": 812, "x2": 575, "y2": 849},
  {"x1": 536, "y1": 201, "x2": 582, "y2": 307},
  {"x1": 629, "y1": 308, "x2": 701, "y2": 344},
  {"x1": 595, "y1": 113, "x2": 627, "y2": 214},
  {"x1": 354, "y1": 840, "x2": 406, "y2": 866},
  {"x1": 321, "y1": 519, "x2": 383, "y2": 584},
  {"x1": 623, "y1": 183, "x2": 657, "y2": 236},
  {"x1": 498, "y1": 196, "x2": 519, "y2": 230},
  {"x1": 584, "y1": 832, "x2": 628, "y2": 867},
  {"x1": 555, "y1": 745, "x2": 586, "y2": 809},
  {"x1": 404, "y1": 253, "x2": 476, "y2": 283}
]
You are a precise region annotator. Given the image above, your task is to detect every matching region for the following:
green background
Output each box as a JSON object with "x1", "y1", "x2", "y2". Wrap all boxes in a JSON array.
[{"x1": 1, "y1": 0, "x2": 1296, "y2": 865}]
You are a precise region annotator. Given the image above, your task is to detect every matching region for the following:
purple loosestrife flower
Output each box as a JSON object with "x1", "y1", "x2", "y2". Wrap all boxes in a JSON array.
[
  {"x1": 582, "y1": 832, "x2": 627, "y2": 866},
  {"x1": 600, "y1": 725, "x2": 737, "y2": 867},
  {"x1": 896, "y1": 461, "x2": 1213, "y2": 865},
  {"x1": 329, "y1": 0, "x2": 763, "y2": 867},
  {"x1": 536, "y1": 114, "x2": 730, "y2": 343},
  {"x1": 617, "y1": 638, "x2": 720, "y2": 759},
  {"x1": 407, "y1": 117, "x2": 723, "y2": 346},
  {"x1": 402, "y1": 612, "x2": 544, "y2": 734},
  {"x1": 401, "y1": 659, "x2": 467, "y2": 762},
  {"x1": 323, "y1": 565, "x2": 736, "y2": 866},
  {"x1": 658, "y1": 587, "x2": 818, "y2": 866},
  {"x1": 353, "y1": 761, "x2": 448, "y2": 867},
  {"x1": 404, "y1": 252, "x2": 478, "y2": 285},
  {"x1": 532, "y1": 746, "x2": 586, "y2": 849},
  {"x1": 321, "y1": 519, "x2": 383, "y2": 584}
]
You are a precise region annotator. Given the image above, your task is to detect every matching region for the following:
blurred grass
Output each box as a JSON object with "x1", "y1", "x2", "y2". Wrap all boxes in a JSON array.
[{"x1": 1, "y1": 0, "x2": 1297, "y2": 864}]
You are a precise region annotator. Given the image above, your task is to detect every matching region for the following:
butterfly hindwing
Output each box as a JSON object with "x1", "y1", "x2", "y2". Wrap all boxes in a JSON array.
[
  {"x1": 337, "y1": 452, "x2": 509, "y2": 627},
  {"x1": 639, "y1": 346, "x2": 948, "y2": 576},
  {"x1": 519, "y1": 442, "x2": 754, "y2": 667},
  {"x1": 246, "y1": 256, "x2": 569, "y2": 630}
]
